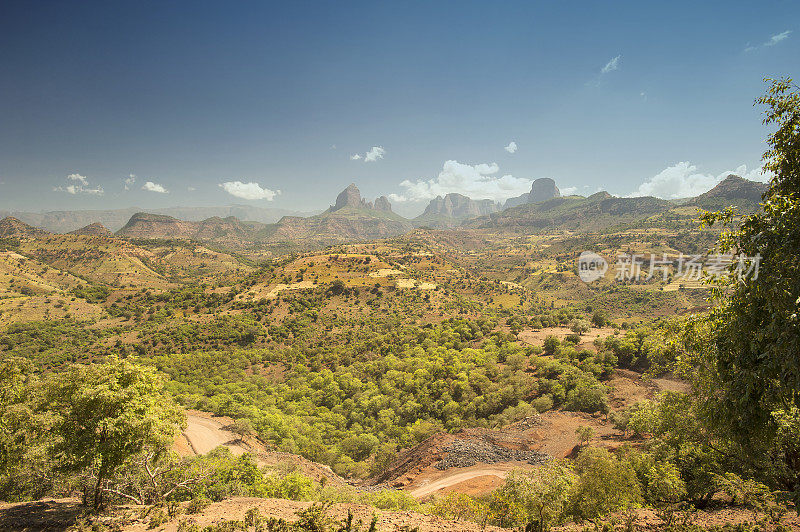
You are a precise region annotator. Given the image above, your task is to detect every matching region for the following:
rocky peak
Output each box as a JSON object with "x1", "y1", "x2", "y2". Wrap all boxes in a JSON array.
[
  {"x1": 503, "y1": 178, "x2": 562, "y2": 209},
  {"x1": 333, "y1": 183, "x2": 365, "y2": 211},
  {"x1": 529, "y1": 178, "x2": 561, "y2": 203},
  {"x1": 422, "y1": 193, "x2": 499, "y2": 219},
  {"x1": 373, "y1": 195, "x2": 393, "y2": 212},
  {"x1": 331, "y1": 184, "x2": 392, "y2": 213}
]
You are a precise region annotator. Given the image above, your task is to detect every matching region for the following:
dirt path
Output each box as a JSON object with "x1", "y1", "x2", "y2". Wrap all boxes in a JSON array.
[
  {"x1": 175, "y1": 410, "x2": 347, "y2": 486},
  {"x1": 180, "y1": 413, "x2": 247, "y2": 456},
  {"x1": 409, "y1": 467, "x2": 511, "y2": 498}
]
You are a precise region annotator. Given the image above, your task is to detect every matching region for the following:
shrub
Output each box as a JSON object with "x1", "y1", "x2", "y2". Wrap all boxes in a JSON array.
[
  {"x1": 543, "y1": 336, "x2": 560, "y2": 355},
  {"x1": 568, "y1": 447, "x2": 642, "y2": 519},
  {"x1": 564, "y1": 383, "x2": 608, "y2": 414},
  {"x1": 532, "y1": 395, "x2": 554, "y2": 413},
  {"x1": 489, "y1": 463, "x2": 576, "y2": 530},
  {"x1": 186, "y1": 496, "x2": 211, "y2": 514}
]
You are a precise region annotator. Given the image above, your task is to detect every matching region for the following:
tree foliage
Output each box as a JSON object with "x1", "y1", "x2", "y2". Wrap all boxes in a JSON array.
[{"x1": 690, "y1": 77, "x2": 800, "y2": 499}]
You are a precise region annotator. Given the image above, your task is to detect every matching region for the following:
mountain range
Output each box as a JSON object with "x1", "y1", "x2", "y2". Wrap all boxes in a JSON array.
[
  {"x1": 0, "y1": 205, "x2": 318, "y2": 234},
  {"x1": 0, "y1": 175, "x2": 767, "y2": 247}
]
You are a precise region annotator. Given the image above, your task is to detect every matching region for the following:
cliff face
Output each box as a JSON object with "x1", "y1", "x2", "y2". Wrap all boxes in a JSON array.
[
  {"x1": 331, "y1": 184, "x2": 394, "y2": 213},
  {"x1": 333, "y1": 183, "x2": 367, "y2": 210},
  {"x1": 373, "y1": 196, "x2": 393, "y2": 212},
  {"x1": 504, "y1": 178, "x2": 562, "y2": 209},
  {"x1": 417, "y1": 193, "x2": 500, "y2": 227}
]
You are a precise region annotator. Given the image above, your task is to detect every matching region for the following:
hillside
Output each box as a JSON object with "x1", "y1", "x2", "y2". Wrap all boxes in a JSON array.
[
  {"x1": 68, "y1": 222, "x2": 112, "y2": 236},
  {"x1": 469, "y1": 192, "x2": 673, "y2": 231},
  {"x1": 691, "y1": 173, "x2": 767, "y2": 211},
  {"x1": 116, "y1": 212, "x2": 265, "y2": 243},
  {"x1": 0, "y1": 217, "x2": 49, "y2": 238}
]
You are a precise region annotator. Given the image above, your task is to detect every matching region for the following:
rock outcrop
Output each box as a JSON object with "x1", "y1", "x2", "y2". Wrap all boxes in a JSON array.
[
  {"x1": 415, "y1": 193, "x2": 500, "y2": 227},
  {"x1": 373, "y1": 196, "x2": 393, "y2": 212},
  {"x1": 330, "y1": 183, "x2": 393, "y2": 213},
  {"x1": 504, "y1": 178, "x2": 562, "y2": 209}
]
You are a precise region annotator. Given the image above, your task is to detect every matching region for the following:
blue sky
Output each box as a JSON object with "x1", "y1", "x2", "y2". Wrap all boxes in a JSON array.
[{"x1": 0, "y1": 1, "x2": 797, "y2": 216}]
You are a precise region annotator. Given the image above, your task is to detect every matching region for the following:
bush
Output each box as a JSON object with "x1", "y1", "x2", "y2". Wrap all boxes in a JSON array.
[
  {"x1": 532, "y1": 395, "x2": 554, "y2": 413},
  {"x1": 543, "y1": 336, "x2": 560, "y2": 355},
  {"x1": 428, "y1": 492, "x2": 489, "y2": 524},
  {"x1": 366, "y1": 489, "x2": 419, "y2": 511},
  {"x1": 568, "y1": 447, "x2": 642, "y2": 519},
  {"x1": 564, "y1": 383, "x2": 608, "y2": 414},
  {"x1": 186, "y1": 496, "x2": 211, "y2": 514},
  {"x1": 489, "y1": 463, "x2": 576, "y2": 530}
]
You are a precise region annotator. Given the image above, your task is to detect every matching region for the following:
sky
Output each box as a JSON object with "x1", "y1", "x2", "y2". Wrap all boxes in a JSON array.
[{"x1": 0, "y1": 1, "x2": 797, "y2": 217}]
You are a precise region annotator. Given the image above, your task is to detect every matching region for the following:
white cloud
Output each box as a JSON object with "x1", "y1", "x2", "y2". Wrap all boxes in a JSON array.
[
  {"x1": 766, "y1": 30, "x2": 791, "y2": 46},
  {"x1": 351, "y1": 146, "x2": 385, "y2": 162},
  {"x1": 219, "y1": 181, "x2": 280, "y2": 201},
  {"x1": 67, "y1": 173, "x2": 88, "y2": 185},
  {"x1": 629, "y1": 162, "x2": 769, "y2": 199},
  {"x1": 561, "y1": 186, "x2": 578, "y2": 195},
  {"x1": 390, "y1": 160, "x2": 532, "y2": 203},
  {"x1": 745, "y1": 30, "x2": 791, "y2": 51},
  {"x1": 54, "y1": 173, "x2": 103, "y2": 195},
  {"x1": 504, "y1": 141, "x2": 518, "y2": 154},
  {"x1": 601, "y1": 55, "x2": 621, "y2": 74},
  {"x1": 364, "y1": 146, "x2": 386, "y2": 162},
  {"x1": 188, "y1": 186, "x2": 196, "y2": 192},
  {"x1": 54, "y1": 184, "x2": 104, "y2": 195},
  {"x1": 142, "y1": 181, "x2": 168, "y2": 194},
  {"x1": 124, "y1": 174, "x2": 136, "y2": 190}
]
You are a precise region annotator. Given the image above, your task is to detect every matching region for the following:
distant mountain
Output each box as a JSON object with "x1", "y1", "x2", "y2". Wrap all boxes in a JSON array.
[
  {"x1": 414, "y1": 193, "x2": 500, "y2": 228},
  {"x1": 504, "y1": 178, "x2": 561, "y2": 209},
  {"x1": 113, "y1": 185, "x2": 412, "y2": 247},
  {"x1": 691, "y1": 174, "x2": 767, "y2": 211},
  {"x1": 0, "y1": 217, "x2": 50, "y2": 238},
  {"x1": 469, "y1": 191, "x2": 672, "y2": 231},
  {"x1": 467, "y1": 175, "x2": 769, "y2": 233},
  {"x1": 68, "y1": 223, "x2": 112, "y2": 236},
  {"x1": 329, "y1": 183, "x2": 395, "y2": 213},
  {"x1": 116, "y1": 213, "x2": 265, "y2": 242},
  {"x1": 272, "y1": 184, "x2": 411, "y2": 243},
  {"x1": 0, "y1": 205, "x2": 315, "y2": 233}
]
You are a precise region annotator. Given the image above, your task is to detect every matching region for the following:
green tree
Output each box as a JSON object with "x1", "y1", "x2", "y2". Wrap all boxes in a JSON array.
[
  {"x1": 575, "y1": 425, "x2": 594, "y2": 447},
  {"x1": 543, "y1": 335, "x2": 560, "y2": 355},
  {"x1": 568, "y1": 447, "x2": 642, "y2": 519},
  {"x1": 0, "y1": 357, "x2": 53, "y2": 501},
  {"x1": 46, "y1": 357, "x2": 185, "y2": 509},
  {"x1": 492, "y1": 463, "x2": 576, "y2": 531},
  {"x1": 691, "y1": 78, "x2": 800, "y2": 500}
]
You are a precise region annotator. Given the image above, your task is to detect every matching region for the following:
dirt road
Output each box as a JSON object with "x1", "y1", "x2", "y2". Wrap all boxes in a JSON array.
[
  {"x1": 406, "y1": 462, "x2": 531, "y2": 499},
  {"x1": 180, "y1": 413, "x2": 247, "y2": 456}
]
